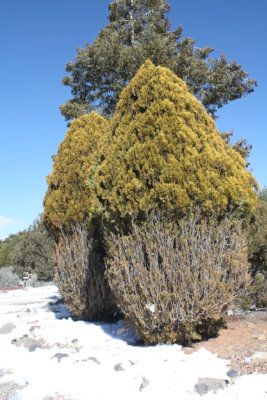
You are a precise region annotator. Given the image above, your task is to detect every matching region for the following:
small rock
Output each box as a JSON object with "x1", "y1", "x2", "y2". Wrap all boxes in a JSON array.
[
  {"x1": 26, "y1": 308, "x2": 31, "y2": 313},
  {"x1": 251, "y1": 352, "x2": 267, "y2": 362},
  {"x1": 0, "y1": 323, "x2": 16, "y2": 334},
  {"x1": 88, "y1": 356, "x2": 100, "y2": 365},
  {"x1": 139, "y1": 377, "x2": 150, "y2": 392},
  {"x1": 251, "y1": 332, "x2": 266, "y2": 340},
  {"x1": 227, "y1": 369, "x2": 238, "y2": 378},
  {"x1": 195, "y1": 383, "x2": 209, "y2": 396},
  {"x1": 52, "y1": 353, "x2": 69, "y2": 363},
  {"x1": 195, "y1": 378, "x2": 227, "y2": 396},
  {"x1": 114, "y1": 363, "x2": 125, "y2": 371},
  {"x1": 14, "y1": 336, "x2": 43, "y2": 352},
  {"x1": 227, "y1": 370, "x2": 238, "y2": 383}
]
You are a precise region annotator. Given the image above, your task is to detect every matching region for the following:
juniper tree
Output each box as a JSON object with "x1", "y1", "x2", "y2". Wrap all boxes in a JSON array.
[
  {"x1": 60, "y1": 0, "x2": 256, "y2": 124},
  {"x1": 94, "y1": 60, "x2": 258, "y2": 225},
  {"x1": 42, "y1": 113, "x2": 115, "y2": 321},
  {"x1": 43, "y1": 113, "x2": 110, "y2": 236}
]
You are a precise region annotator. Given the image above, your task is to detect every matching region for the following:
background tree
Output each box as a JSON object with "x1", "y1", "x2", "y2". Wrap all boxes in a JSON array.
[
  {"x1": 12, "y1": 218, "x2": 54, "y2": 281},
  {"x1": 0, "y1": 232, "x2": 24, "y2": 268},
  {"x1": 60, "y1": 0, "x2": 256, "y2": 125},
  {"x1": 94, "y1": 61, "x2": 258, "y2": 226},
  {"x1": 238, "y1": 188, "x2": 267, "y2": 309},
  {"x1": 248, "y1": 188, "x2": 267, "y2": 275}
]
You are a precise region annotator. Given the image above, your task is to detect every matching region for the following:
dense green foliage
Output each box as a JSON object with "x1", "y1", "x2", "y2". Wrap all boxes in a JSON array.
[
  {"x1": 239, "y1": 188, "x2": 267, "y2": 310},
  {"x1": 106, "y1": 211, "x2": 251, "y2": 345},
  {"x1": 248, "y1": 188, "x2": 267, "y2": 275},
  {"x1": 43, "y1": 113, "x2": 110, "y2": 236},
  {"x1": 60, "y1": 0, "x2": 256, "y2": 122},
  {"x1": 12, "y1": 219, "x2": 54, "y2": 281},
  {"x1": 94, "y1": 61, "x2": 257, "y2": 225},
  {"x1": 0, "y1": 232, "x2": 24, "y2": 268}
]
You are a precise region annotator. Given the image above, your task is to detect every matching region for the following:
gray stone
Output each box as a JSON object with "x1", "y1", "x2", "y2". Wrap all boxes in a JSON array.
[
  {"x1": 52, "y1": 353, "x2": 69, "y2": 363},
  {"x1": 12, "y1": 335, "x2": 43, "y2": 352},
  {"x1": 227, "y1": 369, "x2": 238, "y2": 378},
  {"x1": 139, "y1": 377, "x2": 150, "y2": 392},
  {"x1": 195, "y1": 378, "x2": 227, "y2": 396},
  {"x1": 195, "y1": 383, "x2": 209, "y2": 396},
  {"x1": 114, "y1": 363, "x2": 125, "y2": 371},
  {"x1": 227, "y1": 369, "x2": 238, "y2": 383},
  {"x1": 0, "y1": 323, "x2": 16, "y2": 334},
  {"x1": 251, "y1": 352, "x2": 267, "y2": 362}
]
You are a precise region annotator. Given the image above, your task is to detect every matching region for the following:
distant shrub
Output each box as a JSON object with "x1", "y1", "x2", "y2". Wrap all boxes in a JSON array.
[
  {"x1": 12, "y1": 219, "x2": 54, "y2": 281},
  {"x1": 239, "y1": 188, "x2": 267, "y2": 311},
  {"x1": 106, "y1": 211, "x2": 251, "y2": 345},
  {"x1": 0, "y1": 266, "x2": 20, "y2": 288},
  {"x1": 239, "y1": 272, "x2": 267, "y2": 310},
  {"x1": 54, "y1": 223, "x2": 118, "y2": 321},
  {"x1": 248, "y1": 188, "x2": 267, "y2": 275}
]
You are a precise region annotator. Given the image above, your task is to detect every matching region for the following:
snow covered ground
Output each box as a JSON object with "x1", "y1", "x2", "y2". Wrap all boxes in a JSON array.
[{"x1": 0, "y1": 285, "x2": 266, "y2": 400}]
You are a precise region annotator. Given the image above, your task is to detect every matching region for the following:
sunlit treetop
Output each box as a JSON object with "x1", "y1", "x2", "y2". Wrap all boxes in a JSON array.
[{"x1": 94, "y1": 60, "x2": 258, "y2": 223}]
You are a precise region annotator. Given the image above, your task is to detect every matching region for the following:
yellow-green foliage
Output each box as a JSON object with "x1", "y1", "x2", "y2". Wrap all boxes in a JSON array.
[
  {"x1": 43, "y1": 113, "x2": 110, "y2": 235},
  {"x1": 95, "y1": 60, "x2": 257, "y2": 221}
]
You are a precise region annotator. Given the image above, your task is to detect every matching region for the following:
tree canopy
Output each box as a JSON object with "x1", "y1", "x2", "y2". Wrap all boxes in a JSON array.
[
  {"x1": 60, "y1": 0, "x2": 256, "y2": 122},
  {"x1": 43, "y1": 113, "x2": 110, "y2": 236},
  {"x1": 0, "y1": 232, "x2": 24, "y2": 268},
  {"x1": 94, "y1": 60, "x2": 258, "y2": 223}
]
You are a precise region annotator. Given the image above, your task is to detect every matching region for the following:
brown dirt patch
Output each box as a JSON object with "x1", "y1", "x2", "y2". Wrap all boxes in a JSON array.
[{"x1": 184, "y1": 311, "x2": 267, "y2": 375}]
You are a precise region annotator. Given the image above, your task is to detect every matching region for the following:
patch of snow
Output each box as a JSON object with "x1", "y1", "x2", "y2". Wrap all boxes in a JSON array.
[
  {"x1": 145, "y1": 303, "x2": 155, "y2": 313},
  {"x1": 0, "y1": 285, "x2": 266, "y2": 400}
]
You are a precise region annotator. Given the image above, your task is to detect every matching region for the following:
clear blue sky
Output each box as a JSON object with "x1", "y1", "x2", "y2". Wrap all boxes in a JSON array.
[{"x1": 1, "y1": 0, "x2": 266, "y2": 239}]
